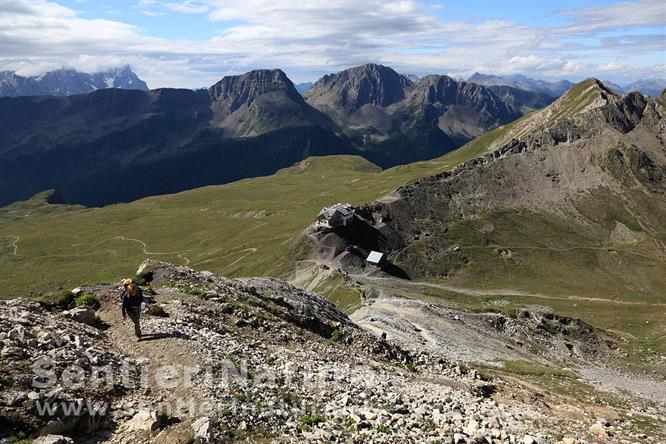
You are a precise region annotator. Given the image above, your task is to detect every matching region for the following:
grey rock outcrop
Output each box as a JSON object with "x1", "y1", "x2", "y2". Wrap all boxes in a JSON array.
[{"x1": 63, "y1": 306, "x2": 96, "y2": 326}]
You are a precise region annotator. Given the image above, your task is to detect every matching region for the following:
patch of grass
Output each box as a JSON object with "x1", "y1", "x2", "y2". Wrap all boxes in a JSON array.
[
  {"x1": 74, "y1": 293, "x2": 99, "y2": 309},
  {"x1": 38, "y1": 289, "x2": 75, "y2": 308},
  {"x1": 299, "y1": 414, "x2": 325, "y2": 430},
  {"x1": 341, "y1": 416, "x2": 356, "y2": 428},
  {"x1": 280, "y1": 392, "x2": 301, "y2": 406},
  {"x1": 6, "y1": 438, "x2": 31, "y2": 444},
  {"x1": 308, "y1": 271, "x2": 364, "y2": 314},
  {"x1": 404, "y1": 362, "x2": 418, "y2": 373},
  {"x1": 480, "y1": 359, "x2": 638, "y2": 413},
  {"x1": 167, "y1": 280, "x2": 207, "y2": 298},
  {"x1": 329, "y1": 327, "x2": 343, "y2": 342},
  {"x1": 376, "y1": 424, "x2": 392, "y2": 434}
]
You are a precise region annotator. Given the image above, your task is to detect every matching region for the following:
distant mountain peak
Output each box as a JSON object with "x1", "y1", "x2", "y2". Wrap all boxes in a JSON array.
[
  {"x1": 208, "y1": 68, "x2": 332, "y2": 138},
  {"x1": 305, "y1": 63, "x2": 412, "y2": 118},
  {"x1": 467, "y1": 72, "x2": 574, "y2": 97},
  {"x1": 209, "y1": 69, "x2": 299, "y2": 107},
  {"x1": 0, "y1": 67, "x2": 148, "y2": 97}
]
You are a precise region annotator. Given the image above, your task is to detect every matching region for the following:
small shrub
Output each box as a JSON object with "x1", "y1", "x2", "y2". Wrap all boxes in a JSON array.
[
  {"x1": 376, "y1": 424, "x2": 392, "y2": 434},
  {"x1": 170, "y1": 281, "x2": 206, "y2": 297},
  {"x1": 421, "y1": 418, "x2": 435, "y2": 429},
  {"x1": 299, "y1": 414, "x2": 325, "y2": 430},
  {"x1": 329, "y1": 327, "x2": 343, "y2": 342},
  {"x1": 75, "y1": 293, "x2": 99, "y2": 309},
  {"x1": 280, "y1": 392, "x2": 300, "y2": 405},
  {"x1": 341, "y1": 416, "x2": 356, "y2": 428},
  {"x1": 404, "y1": 362, "x2": 418, "y2": 373},
  {"x1": 231, "y1": 390, "x2": 247, "y2": 402}
]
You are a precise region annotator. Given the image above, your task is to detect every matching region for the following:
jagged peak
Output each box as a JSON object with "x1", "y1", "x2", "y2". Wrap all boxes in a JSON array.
[
  {"x1": 416, "y1": 74, "x2": 457, "y2": 85},
  {"x1": 348, "y1": 63, "x2": 397, "y2": 74},
  {"x1": 481, "y1": 77, "x2": 635, "y2": 150},
  {"x1": 208, "y1": 68, "x2": 300, "y2": 105},
  {"x1": 305, "y1": 63, "x2": 412, "y2": 113},
  {"x1": 210, "y1": 68, "x2": 293, "y2": 89},
  {"x1": 312, "y1": 63, "x2": 409, "y2": 87}
]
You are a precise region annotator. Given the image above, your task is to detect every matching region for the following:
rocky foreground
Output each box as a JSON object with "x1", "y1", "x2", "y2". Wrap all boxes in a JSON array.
[{"x1": 0, "y1": 261, "x2": 663, "y2": 443}]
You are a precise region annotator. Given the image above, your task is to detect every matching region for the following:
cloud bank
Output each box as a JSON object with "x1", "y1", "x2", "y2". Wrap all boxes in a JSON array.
[{"x1": 0, "y1": 0, "x2": 664, "y2": 88}]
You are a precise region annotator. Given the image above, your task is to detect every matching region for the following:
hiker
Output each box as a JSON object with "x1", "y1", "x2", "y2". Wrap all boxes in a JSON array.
[{"x1": 121, "y1": 278, "x2": 144, "y2": 339}]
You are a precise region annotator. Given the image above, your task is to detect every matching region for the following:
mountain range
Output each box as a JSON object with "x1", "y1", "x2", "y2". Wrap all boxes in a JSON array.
[
  {"x1": 305, "y1": 64, "x2": 553, "y2": 165},
  {"x1": 467, "y1": 72, "x2": 576, "y2": 97},
  {"x1": 2, "y1": 75, "x2": 663, "y2": 301},
  {"x1": 0, "y1": 63, "x2": 552, "y2": 207},
  {"x1": 468, "y1": 72, "x2": 666, "y2": 97},
  {"x1": 0, "y1": 66, "x2": 148, "y2": 97},
  {"x1": 1, "y1": 70, "x2": 664, "y2": 442}
]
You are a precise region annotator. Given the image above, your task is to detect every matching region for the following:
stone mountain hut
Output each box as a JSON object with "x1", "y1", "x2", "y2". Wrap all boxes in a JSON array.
[{"x1": 315, "y1": 203, "x2": 355, "y2": 229}]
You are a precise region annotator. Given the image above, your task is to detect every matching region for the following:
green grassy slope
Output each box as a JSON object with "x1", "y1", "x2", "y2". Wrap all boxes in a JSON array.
[{"x1": 0, "y1": 131, "x2": 499, "y2": 298}]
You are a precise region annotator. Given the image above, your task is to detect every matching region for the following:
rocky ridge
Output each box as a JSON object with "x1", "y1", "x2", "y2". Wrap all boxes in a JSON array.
[
  {"x1": 343, "y1": 81, "x2": 666, "y2": 283},
  {"x1": 3, "y1": 260, "x2": 654, "y2": 443},
  {"x1": 467, "y1": 73, "x2": 575, "y2": 98}
]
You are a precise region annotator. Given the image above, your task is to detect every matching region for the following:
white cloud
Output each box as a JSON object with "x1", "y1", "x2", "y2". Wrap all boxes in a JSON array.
[
  {"x1": 0, "y1": 0, "x2": 664, "y2": 88},
  {"x1": 557, "y1": 0, "x2": 666, "y2": 33},
  {"x1": 165, "y1": 1, "x2": 208, "y2": 14}
]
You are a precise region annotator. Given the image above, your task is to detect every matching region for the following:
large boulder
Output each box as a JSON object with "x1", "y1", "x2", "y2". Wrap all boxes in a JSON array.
[
  {"x1": 127, "y1": 409, "x2": 165, "y2": 433},
  {"x1": 63, "y1": 306, "x2": 96, "y2": 326},
  {"x1": 191, "y1": 417, "x2": 211, "y2": 443},
  {"x1": 33, "y1": 435, "x2": 74, "y2": 444}
]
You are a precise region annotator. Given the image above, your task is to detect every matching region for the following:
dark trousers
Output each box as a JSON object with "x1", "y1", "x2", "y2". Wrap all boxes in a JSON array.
[{"x1": 126, "y1": 306, "x2": 142, "y2": 338}]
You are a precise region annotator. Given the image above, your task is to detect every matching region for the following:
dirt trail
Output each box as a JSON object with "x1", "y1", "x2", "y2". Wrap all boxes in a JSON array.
[
  {"x1": 177, "y1": 252, "x2": 191, "y2": 266},
  {"x1": 8, "y1": 235, "x2": 19, "y2": 256},
  {"x1": 357, "y1": 275, "x2": 666, "y2": 307},
  {"x1": 112, "y1": 236, "x2": 191, "y2": 266},
  {"x1": 352, "y1": 282, "x2": 666, "y2": 407},
  {"x1": 192, "y1": 247, "x2": 257, "y2": 269},
  {"x1": 112, "y1": 236, "x2": 185, "y2": 255},
  {"x1": 351, "y1": 294, "x2": 539, "y2": 364},
  {"x1": 96, "y1": 289, "x2": 207, "y2": 414}
]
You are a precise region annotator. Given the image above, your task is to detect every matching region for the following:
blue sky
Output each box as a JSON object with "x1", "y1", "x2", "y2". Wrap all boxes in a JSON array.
[{"x1": 1, "y1": 0, "x2": 665, "y2": 88}]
